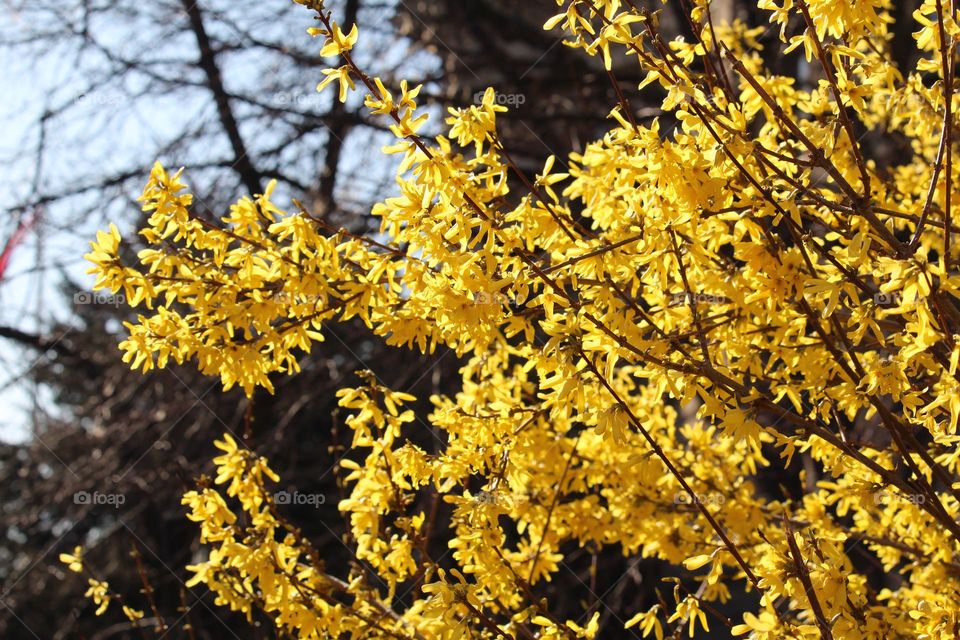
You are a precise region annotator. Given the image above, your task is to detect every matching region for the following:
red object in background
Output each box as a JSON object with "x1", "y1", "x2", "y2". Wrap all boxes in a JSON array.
[{"x1": 0, "y1": 211, "x2": 38, "y2": 282}]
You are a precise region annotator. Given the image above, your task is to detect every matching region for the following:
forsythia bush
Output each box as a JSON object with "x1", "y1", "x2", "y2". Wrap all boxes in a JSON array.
[{"x1": 77, "y1": 0, "x2": 960, "y2": 637}]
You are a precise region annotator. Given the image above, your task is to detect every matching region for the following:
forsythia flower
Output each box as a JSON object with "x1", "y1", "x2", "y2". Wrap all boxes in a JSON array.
[
  {"x1": 85, "y1": 580, "x2": 111, "y2": 616},
  {"x1": 122, "y1": 605, "x2": 144, "y2": 622},
  {"x1": 626, "y1": 605, "x2": 665, "y2": 640},
  {"x1": 319, "y1": 21, "x2": 358, "y2": 57},
  {"x1": 82, "y1": 0, "x2": 960, "y2": 638},
  {"x1": 59, "y1": 546, "x2": 84, "y2": 573},
  {"x1": 317, "y1": 65, "x2": 355, "y2": 102}
]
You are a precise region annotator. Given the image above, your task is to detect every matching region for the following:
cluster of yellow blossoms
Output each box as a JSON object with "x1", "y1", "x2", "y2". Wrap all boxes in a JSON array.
[
  {"x1": 59, "y1": 547, "x2": 146, "y2": 623},
  {"x1": 81, "y1": 0, "x2": 960, "y2": 637}
]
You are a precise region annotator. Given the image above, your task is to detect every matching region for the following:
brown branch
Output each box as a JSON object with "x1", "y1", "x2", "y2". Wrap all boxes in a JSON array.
[
  {"x1": 181, "y1": 0, "x2": 263, "y2": 196},
  {"x1": 782, "y1": 516, "x2": 834, "y2": 640},
  {"x1": 795, "y1": 0, "x2": 871, "y2": 201}
]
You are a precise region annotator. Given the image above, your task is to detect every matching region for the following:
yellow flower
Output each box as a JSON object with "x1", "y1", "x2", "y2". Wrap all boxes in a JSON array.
[
  {"x1": 317, "y1": 66, "x2": 355, "y2": 103},
  {"x1": 82, "y1": 1, "x2": 960, "y2": 638},
  {"x1": 319, "y1": 21, "x2": 358, "y2": 57},
  {"x1": 122, "y1": 605, "x2": 144, "y2": 621},
  {"x1": 595, "y1": 405, "x2": 630, "y2": 444},
  {"x1": 59, "y1": 546, "x2": 84, "y2": 573},
  {"x1": 84, "y1": 579, "x2": 111, "y2": 616},
  {"x1": 626, "y1": 605, "x2": 664, "y2": 640}
]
